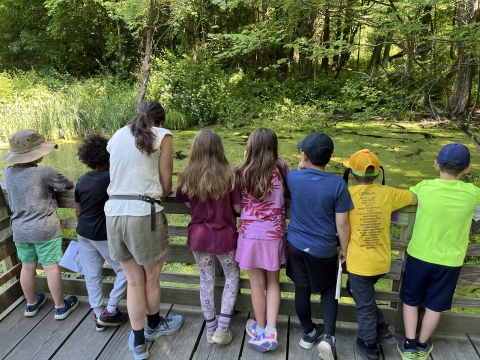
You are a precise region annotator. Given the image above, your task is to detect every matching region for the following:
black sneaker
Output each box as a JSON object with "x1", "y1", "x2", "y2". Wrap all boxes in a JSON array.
[
  {"x1": 356, "y1": 338, "x2": 380, "y2": 360},
  {"x1": 97, "y1": 308, "x2": 129, "y2": 327},
  {"x1": 299, "y1": 323, "x2": 324, "y2": 349},
  {"x1": 94, "y1": 314, "x2": 106, "y2": 332},
  {"x1": 376, "y1": 323, "x2": 397, "y2": 345}
]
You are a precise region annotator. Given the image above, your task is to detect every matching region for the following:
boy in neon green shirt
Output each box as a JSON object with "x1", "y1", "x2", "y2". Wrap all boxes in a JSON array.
[{"x1": 397, "y1": 142, "x2": 480, "y2": 360}]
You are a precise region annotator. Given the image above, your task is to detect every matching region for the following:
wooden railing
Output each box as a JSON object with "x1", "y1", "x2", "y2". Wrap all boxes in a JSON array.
[{"x1": 1, "y1": 180, "x2": 480, "y2": 333}]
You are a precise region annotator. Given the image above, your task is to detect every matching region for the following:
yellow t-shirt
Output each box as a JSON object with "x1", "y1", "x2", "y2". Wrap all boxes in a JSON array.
[
  {"x1": 347, "y1": 184, "x2": 412, "y2": 276},
  {"x1": 407, "y1": 179, "x2": 480, "y2": 267}
]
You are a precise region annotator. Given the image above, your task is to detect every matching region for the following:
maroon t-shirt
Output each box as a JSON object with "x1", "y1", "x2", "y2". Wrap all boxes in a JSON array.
[{"x1": 176, "y1": 185, "x2": 242, "y2": 255}]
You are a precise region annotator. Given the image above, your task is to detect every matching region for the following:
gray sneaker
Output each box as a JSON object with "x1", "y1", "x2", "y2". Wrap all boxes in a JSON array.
[
  {"x1": 128, "y1": 330, "x2": 149, "y2": 360},
  {"x1": 144, "y1": 315, "x2": 183, "y2": 341},
  {"x1": 318, "y1": 334, "x2": 336, "y2": 360}
]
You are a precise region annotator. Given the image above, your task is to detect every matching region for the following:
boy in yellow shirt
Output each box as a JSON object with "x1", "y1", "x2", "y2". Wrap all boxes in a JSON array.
[
  {"x1": 344, "y1": 149, "x2": 417, "y2": 360},
  {"x1": 397, "y1": 143, "x2": 480, "y2": 360}
]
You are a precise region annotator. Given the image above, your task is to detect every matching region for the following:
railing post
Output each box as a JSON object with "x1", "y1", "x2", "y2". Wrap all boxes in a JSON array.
[{"x1": 0, "y1": 185, "x2": 20, "y2": 288}]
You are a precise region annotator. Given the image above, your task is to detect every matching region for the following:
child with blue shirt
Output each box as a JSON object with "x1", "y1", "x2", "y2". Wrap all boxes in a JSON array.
[
  {"x1": 286, "y1": 132, "x2": 353, "y2": 360},
  {"x1": 3, "y1": 130, "x2": 78, "y2": 319}
]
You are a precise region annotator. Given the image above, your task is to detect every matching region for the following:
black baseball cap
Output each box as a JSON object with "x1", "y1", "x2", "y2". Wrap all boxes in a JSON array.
[{"x1": 297, "y1": 132, "x2": 334, "y2": 163}]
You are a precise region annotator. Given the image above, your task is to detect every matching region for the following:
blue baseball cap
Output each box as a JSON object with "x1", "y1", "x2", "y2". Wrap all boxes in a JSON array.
[
  {"x1": 437, "y1": 142, "x2": 470, "y2": 170},
  {"x1": 297, "y1": 132, "x2": 334, "y2": 163}
]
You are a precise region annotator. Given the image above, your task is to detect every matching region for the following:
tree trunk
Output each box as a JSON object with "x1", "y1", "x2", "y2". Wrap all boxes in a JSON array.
[
  {"x1": 366, "y1": 36, "x2": 385, "y2": 74},
  {"x1": 136, "y1": 0, "x2": 156, "y2": 107},
  {"x1": 320, "y1": 9, "x2": 330, "y2": 74},
  {"x1": 448, "y1": 0, "x2": 479, "y2": 116}
]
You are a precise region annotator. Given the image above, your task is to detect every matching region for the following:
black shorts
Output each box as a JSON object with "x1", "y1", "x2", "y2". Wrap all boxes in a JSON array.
[
  {"x1": 286, "y1": 242, "x2": 337, "y2": 293},
  {"x1": 400, "y1": 255, "x2": 461, "y2": 312}
]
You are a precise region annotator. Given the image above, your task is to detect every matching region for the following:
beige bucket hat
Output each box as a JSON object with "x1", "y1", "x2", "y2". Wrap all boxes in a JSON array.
[{"x1": 3, "y1": 130, "x2": 58, "y2": 164}]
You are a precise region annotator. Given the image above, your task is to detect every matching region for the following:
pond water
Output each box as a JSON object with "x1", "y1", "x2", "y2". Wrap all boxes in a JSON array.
[{"x1": 1, "y1": 122, "x2": 478, "y2": 189}]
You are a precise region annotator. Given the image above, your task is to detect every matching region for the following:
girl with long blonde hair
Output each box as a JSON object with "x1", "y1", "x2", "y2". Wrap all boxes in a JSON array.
[
  {"x1": 176, "y1": 129, "x2": 241, "y2": 345},
  {"x1": 235, "y1": 127, "x2": 290, "y2": 352}
]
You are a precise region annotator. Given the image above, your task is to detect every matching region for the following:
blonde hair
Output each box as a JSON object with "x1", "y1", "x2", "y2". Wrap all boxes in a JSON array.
[
  {"x1": 178, "y1": 130, "x2": 234, "y2": 201},
  {"x1": 235, "y1": 128, "x2": 281, "y2": 200}
]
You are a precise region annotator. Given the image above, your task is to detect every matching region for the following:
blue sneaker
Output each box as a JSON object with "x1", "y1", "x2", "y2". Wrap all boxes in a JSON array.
[
  {"x1": 54, "y1": 296, "x2": 79, "y2": 320},
  {"x1": 249, "y1": 331, "x2": 278, "y2": 353},
  {"x1": 144, "y1": 315, "x2": 183, "y2": 341},
  {"x1": 24, "y1": 293, "x2": 47, "y2": 317},
  {"x1": 128, "y1": 331, "x2": 149, "y2": 360}
]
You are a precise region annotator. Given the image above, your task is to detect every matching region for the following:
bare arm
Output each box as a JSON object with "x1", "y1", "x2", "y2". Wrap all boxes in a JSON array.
[
  {"x1": 75, "y1": 203, "x2": 81, "y2": 219},
  {"x1": 65, "y1": 179, "x2": 74, "y2": 189},
  {"x1": 409, "y1": 192, "x2": 418, "y2": 205},
  {"x1": 335, "y1": 211, "x2": 350, "y2": 263},
  {"x1": 158, "y1": 135, "x2": 174, "y2": 196},
  {"x1": 233, "y1": 204, "x2": 241, "y2": 214}
]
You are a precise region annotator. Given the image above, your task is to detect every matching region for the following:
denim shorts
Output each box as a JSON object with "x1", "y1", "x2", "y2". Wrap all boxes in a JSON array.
[
  {"x1": 15, "y1": 236, "x2": 63, "y2": 266},
  {"x1": 400, "y1": 254, "x2": 461, "y2": 312}
]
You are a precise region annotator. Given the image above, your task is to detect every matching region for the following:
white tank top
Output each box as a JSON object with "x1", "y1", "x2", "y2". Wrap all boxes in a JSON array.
[{"x1": 104, "y1": 125, "x2": 172, "y2": 216}]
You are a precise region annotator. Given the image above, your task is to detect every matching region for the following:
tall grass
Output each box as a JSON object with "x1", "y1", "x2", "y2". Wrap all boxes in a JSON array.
[{"x1": 0, "y1": 73, "x2": 137, "y2": 141}]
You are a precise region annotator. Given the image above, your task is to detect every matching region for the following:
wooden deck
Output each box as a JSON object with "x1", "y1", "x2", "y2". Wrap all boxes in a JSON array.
[{"x1": 1, "y1": 295, "x2": 480, "y2": 360}]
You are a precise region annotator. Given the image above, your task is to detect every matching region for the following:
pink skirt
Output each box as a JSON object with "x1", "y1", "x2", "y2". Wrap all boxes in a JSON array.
[{"x1": 235, "y1": 234, "x2": 287, "y2": 271}]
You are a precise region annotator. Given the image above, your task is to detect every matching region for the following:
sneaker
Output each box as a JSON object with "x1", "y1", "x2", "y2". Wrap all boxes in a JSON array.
[
  {"x1": 54, "y1": 296, "x2": 79, "y2": 320},
  {"x1": 355, "y1": 338, "x2": 380, "y2": 360},
  {"x1": 246, "y1": 318, "x2": 261, "y2": 338},
  {"x1": 376, "y1": 323, "x2": 397, "y2": 345},
  {"x1": 206, "y1": 331, "x2": 215, "y2": 344},
  {"x1": 212, "y1": 328, "x2": 233, "y2": 345},
  {"x1": 94, "y1": 314, "x2": 106, "y2": 332},
  {"x1": 299, "y1": 323, "x2": 324, "y2": 349},
  {"x1": 144, "y1": 315, "x2": 183, "y2": 341},
  {"x1": 397, "y1": 339, "x2": 417, "y2": 360},
  {"x1": 97, "y1": 308, "x2": 129, "y2": 327},
  {"x1": 317, "y1": 334, "x2": 336, "y2": 360},
  {"x1": 249, "y1": 331, "x2": 278, "y2": 353},
  {"x1": 416, "y1": 338, "x2": 433, "y2": 360},
  {"x1": 128, "y1": 330, "x2": 149, "y2": 360},
  {"x1": 24, "y1": 293, "x2": 47, "y2": 317}
]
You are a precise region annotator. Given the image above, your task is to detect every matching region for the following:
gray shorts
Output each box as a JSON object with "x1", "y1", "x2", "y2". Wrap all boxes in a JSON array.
[{"x1": 106, "y1": 212, "x2": 168, "y2": 265}]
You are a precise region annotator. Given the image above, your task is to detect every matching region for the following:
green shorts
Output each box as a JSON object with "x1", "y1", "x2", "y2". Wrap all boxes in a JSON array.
[{"x1": 15, "y1": 237, "x2": 63, "y2": 266}]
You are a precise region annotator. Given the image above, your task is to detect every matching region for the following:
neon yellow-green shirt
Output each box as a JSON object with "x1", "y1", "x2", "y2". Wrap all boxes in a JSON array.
[
  {"x1": 347, "y1": 184, "x2": 412, "y2": 276},
  {"x1": 408, "y1": 179, "x2": 480, "y2": 267}
]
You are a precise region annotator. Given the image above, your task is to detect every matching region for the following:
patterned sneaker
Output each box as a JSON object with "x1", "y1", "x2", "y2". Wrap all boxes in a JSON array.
[
  {"x1": 249, "y1": 331, "x2": 278, "y2": 353},
  {"x1": 299, "y1": 323, "x2": 324, "y2": 349},
  {"x1": 246, "y1": 319, "x2": 261, "y2": 338},
  {"x1": 397, "y1": 339, "x2": 417, "y2": 360},
  {"x1": 54, "y1": 296, "x2": 79, "y2": 320},
  {"x1": 24, "y1": 293, "x2": 47, "y2": 317},
  {"x1": 376, "y1": 323, "x2": 397, "y2": 345},
  {"x1": 355, "y1": 338, "x2": 380, "y2": 360},
  {"x1": 416, "y1": 338, "x2": 433, "y2": 360},
  {"x1": 128, "y1": 330, "x2": 149, "y2": 360},
  {"x1": 97, "y1": 308, "x2": 129, "y2": 327},
  {"x1": 144, "y1": 315, "x2": 183, "y2": 341},
  {"x1": 212, "y1": 328, "x2": 233, "y2": 345},
  {"x1": 93, "y1": 314, "x2": 106, "y2": 332},
  {"x1": 317, "y1": 334, "x2": 336, "y2": 360}
]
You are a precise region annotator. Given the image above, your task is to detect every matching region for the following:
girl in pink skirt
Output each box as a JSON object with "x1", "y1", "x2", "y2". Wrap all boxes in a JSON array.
[{"x1": 235, "y1": 128, "x2": 290, "y2": 352}]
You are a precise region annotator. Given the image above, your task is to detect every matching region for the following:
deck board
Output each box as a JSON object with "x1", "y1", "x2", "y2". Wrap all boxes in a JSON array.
[
  {"x1": 193, "y1": 311, "x2": 248, "y2": 360},
  {"x1": 5, "y1": 295, "x2": 90, "y2": 360},
  {"x1": 1, "y1": 297, "x2": 480, "y2": 360}
]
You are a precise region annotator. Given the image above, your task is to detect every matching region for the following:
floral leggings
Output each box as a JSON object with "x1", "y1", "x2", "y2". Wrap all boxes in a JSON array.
[{"x1": 193, "y1": 250, "x2": 240, "y2": 321}]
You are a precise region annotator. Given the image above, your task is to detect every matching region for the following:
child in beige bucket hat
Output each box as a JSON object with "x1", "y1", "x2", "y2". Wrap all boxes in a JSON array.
[{"x1": 3, "y1": 129, "x2": 79, "y2": 320}]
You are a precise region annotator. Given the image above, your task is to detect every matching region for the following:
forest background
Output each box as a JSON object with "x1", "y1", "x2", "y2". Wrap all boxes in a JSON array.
[{"x1": 0, "y1": 0, "x2": 479, "y2": 144}]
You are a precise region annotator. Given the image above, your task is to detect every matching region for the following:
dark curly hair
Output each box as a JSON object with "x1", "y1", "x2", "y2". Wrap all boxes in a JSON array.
[{"x1": 77, "y1": 133, "x2": 110, "y2": 169}]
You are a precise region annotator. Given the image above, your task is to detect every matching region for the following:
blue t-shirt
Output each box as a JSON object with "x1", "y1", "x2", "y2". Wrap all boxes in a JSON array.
[{"x1": 286, "y1": 168, "x2": 353, "y2": 258}]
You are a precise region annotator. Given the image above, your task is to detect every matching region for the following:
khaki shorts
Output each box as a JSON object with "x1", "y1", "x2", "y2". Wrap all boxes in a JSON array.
[{"x1": 106, "y1": 212, "x2": 168, "y2": 265}]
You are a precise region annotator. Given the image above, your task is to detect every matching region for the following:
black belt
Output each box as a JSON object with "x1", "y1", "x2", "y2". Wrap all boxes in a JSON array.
[{"x1": 109, "y1": 195, "x2": 162, "y2": 231}]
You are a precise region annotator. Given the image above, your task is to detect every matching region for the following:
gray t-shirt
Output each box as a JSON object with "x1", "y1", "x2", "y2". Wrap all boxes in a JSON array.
[{"x1": 4, "y1": 165, "x2": 68, "y2": 243}]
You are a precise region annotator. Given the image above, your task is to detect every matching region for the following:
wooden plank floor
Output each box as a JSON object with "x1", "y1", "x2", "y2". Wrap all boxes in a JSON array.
[{"x1": 1, "y1": 296, "x2": 480, "y2": 360}]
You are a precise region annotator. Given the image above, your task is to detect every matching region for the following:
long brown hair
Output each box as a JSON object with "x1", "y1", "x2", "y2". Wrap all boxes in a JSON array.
[
  {"x1": 177, "y1": 130, "x2": 234, "y2": 201},
  {"x1": 128, "y1": 101, "x2": 166, "y2": 156},
  {"x1": 235, "y1": 128, "x2": 280, "y2": 200}
]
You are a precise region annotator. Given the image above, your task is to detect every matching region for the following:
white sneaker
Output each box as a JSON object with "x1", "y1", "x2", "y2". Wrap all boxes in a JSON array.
[{"x1": 318, "y1": 334, "x2": 336, "y2": 360}]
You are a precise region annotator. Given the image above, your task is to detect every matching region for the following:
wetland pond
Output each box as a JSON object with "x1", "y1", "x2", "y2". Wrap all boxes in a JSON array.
[{"x1": 1, "y1": 121, "x2": 478, "y2": 189}]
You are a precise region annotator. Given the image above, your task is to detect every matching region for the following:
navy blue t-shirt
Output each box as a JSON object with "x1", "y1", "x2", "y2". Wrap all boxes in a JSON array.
[
  {"x1": 74, "y1": 170, "x2": 110, "y2": 240},
  {"x1": 286, "y1": 168, "x2": 353, "y2": 258}
]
